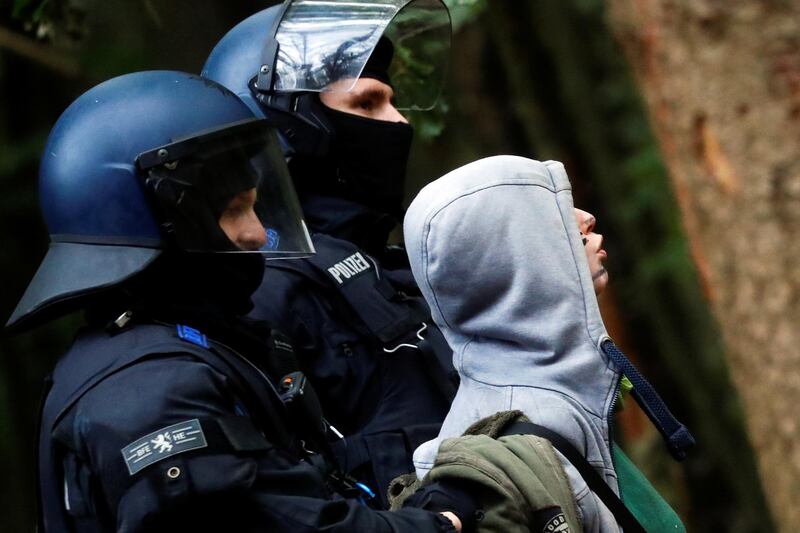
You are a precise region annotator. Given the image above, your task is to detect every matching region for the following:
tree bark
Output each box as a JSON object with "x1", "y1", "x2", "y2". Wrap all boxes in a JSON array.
[{"x1": 606, "y1": 1, "x2": 800, "y2": 529}]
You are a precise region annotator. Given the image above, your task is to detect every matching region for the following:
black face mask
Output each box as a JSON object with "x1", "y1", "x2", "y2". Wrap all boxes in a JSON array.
[
  {"x1": 85, "y1": 251, "x2": 269, "y2": 365},
  {"x1": 90, "y1": 251, "x2": 265, "y2": 327},
  {"x1": 290, "y1": 105, "x2": 413, "y2": 218}
]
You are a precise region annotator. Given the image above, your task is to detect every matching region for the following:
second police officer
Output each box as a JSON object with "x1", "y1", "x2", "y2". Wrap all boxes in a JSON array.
[
  {"x1": 10, "y1": 70, "x2": 474, "y2": 532},
  {"x1": 203, "y1": 0, "x2": 459, "y2": 505}
]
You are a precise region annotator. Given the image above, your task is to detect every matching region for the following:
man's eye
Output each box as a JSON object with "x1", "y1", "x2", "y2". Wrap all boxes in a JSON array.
[{"x1": 357, "y1": 99, "x2": 374, "y2": 111}]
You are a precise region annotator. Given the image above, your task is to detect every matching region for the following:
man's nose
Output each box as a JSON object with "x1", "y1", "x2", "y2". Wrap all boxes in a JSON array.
[
  {"x1": 238, "y1": 217, "x2": 267, "y2": 251},
  {"x1": 380, "y1": 102, "x2": 408, "y2": 124},
  {"x1": 580, "y1": 214, "x2": 596, "y2": 234}
]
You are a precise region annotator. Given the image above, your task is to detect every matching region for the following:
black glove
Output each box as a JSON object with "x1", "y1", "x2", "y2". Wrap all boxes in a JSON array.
[{"x1": 402, "y1": 480, "x2": 483, "y2": 533}]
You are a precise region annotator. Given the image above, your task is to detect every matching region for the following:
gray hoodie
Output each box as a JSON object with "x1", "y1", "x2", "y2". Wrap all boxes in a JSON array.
[{"x1": 404, "y1": 156, "x2": 622, "y2": 532}]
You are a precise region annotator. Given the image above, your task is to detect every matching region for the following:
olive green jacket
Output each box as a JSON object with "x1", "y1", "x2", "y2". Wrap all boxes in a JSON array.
[{"x1": 390, "y1": 411, "x2": 581, "y2": 533}]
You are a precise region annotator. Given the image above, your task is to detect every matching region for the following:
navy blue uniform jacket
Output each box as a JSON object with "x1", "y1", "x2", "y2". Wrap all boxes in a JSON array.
[
  {"x1": 39, "y1": 322, "x2": 455, "y2": 532},
  {"x1": 248, "y1": 197, "x2": 455, "y2": 505}
]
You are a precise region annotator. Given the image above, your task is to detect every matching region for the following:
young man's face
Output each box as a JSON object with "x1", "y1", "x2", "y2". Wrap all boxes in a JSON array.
[
  {"x1": 219, "y1": 188, "x2": 266, "y2": 251},
  {"x1": 319, "y1": 77, "x2": 408, "y2": 123},
  {"x1": 574, "y1": 208, "x2": 608, "y2": 295}
]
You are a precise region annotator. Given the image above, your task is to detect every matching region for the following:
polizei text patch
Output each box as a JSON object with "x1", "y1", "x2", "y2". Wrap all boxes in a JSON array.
[{"x1": 326, "y1": 252, "x2": 372, "y2": 285}]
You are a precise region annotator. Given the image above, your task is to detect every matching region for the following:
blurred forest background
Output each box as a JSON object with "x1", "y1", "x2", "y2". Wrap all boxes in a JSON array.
[{"x1": 2, "y1": 0, "x2": 797, "y2": 531}]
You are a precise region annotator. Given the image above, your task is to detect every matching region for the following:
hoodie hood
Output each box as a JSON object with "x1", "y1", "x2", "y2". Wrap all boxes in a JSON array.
[{"x1": 405, "y1": 156, "x2": 621, "y2": 502}]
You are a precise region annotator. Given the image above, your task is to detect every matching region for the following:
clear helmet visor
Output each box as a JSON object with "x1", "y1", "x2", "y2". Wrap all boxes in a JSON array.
[
  {"x1": 270, "y1": 0, "x2": 451, "y2": 110},
  {"x1": 138, "y1": 120, "x2": 314, "y2": 257}
]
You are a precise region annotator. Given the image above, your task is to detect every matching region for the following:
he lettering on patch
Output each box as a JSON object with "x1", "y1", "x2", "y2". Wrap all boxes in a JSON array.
[
  {"x1": 326, "y1": 252, "x2": 372, "y2": 285},
  {"x1": 121, "y1": 419, "x2": 207, "y2": 475}
]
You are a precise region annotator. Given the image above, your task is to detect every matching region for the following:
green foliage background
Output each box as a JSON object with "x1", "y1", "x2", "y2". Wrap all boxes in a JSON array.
[{"x1": 0, "y1": 1, "x2": 772, "y2": 531}]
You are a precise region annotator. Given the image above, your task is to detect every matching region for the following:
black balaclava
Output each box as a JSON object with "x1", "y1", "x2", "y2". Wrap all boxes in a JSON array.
[
  {"x1": 87, "y1": 250, "x2": 269, "y2": 358},
  {"x1": 359, "y1": 34, "x2": 394, "y2": 86},
  {"x1": 289, "y1": 36, "x2": 414, "y2": 223}
]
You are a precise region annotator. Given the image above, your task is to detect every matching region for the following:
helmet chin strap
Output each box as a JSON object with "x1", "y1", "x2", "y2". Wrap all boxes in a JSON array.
[{"x1": 250, "y1": 79, "x2": 334, "y2": 157}]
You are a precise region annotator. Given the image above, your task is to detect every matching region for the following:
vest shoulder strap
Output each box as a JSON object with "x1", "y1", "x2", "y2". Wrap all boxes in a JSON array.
[
  {"x1": 48, "y1": 323, "x2": 295, "y2": 452},
  {"x1": 50, "y1": 325, "x2": 191, "y2": 425},
  {"x1": 268, "y1": 234, "x2": 428, "y2": 344}
]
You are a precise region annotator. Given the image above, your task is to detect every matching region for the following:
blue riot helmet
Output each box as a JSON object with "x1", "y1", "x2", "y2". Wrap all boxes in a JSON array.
[
  {"x1": 202, "y1": 0, "x2": 452, "y2": 157},
  {"x1": 7, "y1": 71, "x2": 313, "y2": 331}
]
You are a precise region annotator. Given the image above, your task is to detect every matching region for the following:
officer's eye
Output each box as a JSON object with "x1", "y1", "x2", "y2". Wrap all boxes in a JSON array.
[
  {"x1": 224, "y1": 204, "x2": 246, "y2": 216},
  {"x1": 357, "y1": 98, "x2": 374, "y2": 111},
  {"x1": 223, "y1": 189, "x2": 257, "y2": 215}
]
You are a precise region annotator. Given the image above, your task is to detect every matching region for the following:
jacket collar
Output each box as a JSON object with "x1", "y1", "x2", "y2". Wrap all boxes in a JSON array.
[{"x1": 300, "y1": 194, "x2": 398, "y2": 255}]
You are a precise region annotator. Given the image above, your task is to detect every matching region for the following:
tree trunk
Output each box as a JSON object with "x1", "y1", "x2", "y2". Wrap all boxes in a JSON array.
[{"x1": 606, "y1": 1, "x2": 800, "y2": 529}]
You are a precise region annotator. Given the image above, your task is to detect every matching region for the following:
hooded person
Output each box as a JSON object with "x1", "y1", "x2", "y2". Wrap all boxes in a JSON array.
[
  {"x1": 202, "y1": 0, "x2": 459, "y2": 506},
  {"x1": 403, "y1": 156, "x2": 694, "y2": 532}
]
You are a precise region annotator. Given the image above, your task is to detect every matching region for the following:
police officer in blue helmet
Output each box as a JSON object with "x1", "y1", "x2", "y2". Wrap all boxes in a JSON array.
[
  {"x1": 203, "y1": 0, "x2": 458, "y2": 508},
  {"x1": 9, "y1": 70, "x2": 473, "y2": 532}
]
